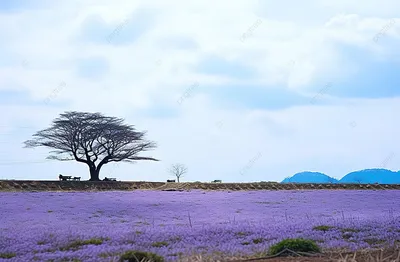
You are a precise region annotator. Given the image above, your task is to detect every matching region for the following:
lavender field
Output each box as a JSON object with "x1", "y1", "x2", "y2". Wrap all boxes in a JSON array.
[{"x1": 1, "y1": 190, "x2": 400, "y2": 261}]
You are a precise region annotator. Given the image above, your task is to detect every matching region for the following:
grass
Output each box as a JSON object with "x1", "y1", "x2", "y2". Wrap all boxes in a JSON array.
[
  {"x1": 151, "y1": 241, "x2": 169, "y2": 248},
  {"x1": 252, "y1": 238, "x2": 265, "y2": 244},
  {"x1": 0, "y1": 252, "x2": 16, "y2": 259},
  {"x1": 313, "y1": 225, "x2": 335, "y2": 232},
  {"x1": 59, "y1": 238, "x2": 104, "y2": 251}
]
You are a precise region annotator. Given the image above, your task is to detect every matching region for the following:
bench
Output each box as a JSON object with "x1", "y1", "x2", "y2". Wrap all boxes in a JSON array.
[
  {"x1": 212, "y1": 180, "x2": 222, "y2": 183},
  {"x1": 167, "y1": 179, "x2": 176, "y2": 182},
  {"x1": 59, "y1": 175, "x2": 81, "y2": 181},
  {"x1": 103, "y1": 177, "x2": 117, "y2": 181},
  {"x1": 59, "y1": 175, "x2": 72, "y2": 181}
]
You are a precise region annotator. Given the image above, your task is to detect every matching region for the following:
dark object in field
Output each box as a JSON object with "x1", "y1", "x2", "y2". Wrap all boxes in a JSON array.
[
  {"x1": 162, "y1": 188, "x2": 184, "y2": 191},
  {"x1": 59, "y1": 174, "x2": 72, "y2": 181},
  {"x1": 72, "y1": 177, "x2": 81, "y2": 181},
  {"x1": 167, "y1": 179, "x2": 175, "y2": 182},
  {"x1": 212, "y1": 180, "x2": 222, "y2": 183},
  {"x1": 24, "y1": 111, "x2": 159, "y2": 181},
  {"x1": 103, "y1": 177, "x2": 116, "y2": 181}
]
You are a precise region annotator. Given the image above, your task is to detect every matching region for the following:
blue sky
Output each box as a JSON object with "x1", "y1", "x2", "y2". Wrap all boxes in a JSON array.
[{"x1": 0, "y1": 0, "x2": 399, "y2": 182}]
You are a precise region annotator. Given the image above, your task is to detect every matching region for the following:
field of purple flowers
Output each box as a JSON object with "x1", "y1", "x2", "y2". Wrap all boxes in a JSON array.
[{"x1": 1, "y1": 190, "x2": 400, "y2": 262}]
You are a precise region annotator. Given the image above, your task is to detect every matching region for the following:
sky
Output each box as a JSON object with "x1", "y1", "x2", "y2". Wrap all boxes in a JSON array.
[{"x1": 0, "y1": 0, "x2": 399, "y2": 182}]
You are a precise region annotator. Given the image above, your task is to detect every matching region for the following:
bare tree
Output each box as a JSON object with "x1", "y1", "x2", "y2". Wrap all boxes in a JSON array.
[
  {"x1": 24, "y1": 111, "x2": 159, "y2": 181},
  {"x1": 169, "y1": 163, "x2": 187, "y2": 183}
]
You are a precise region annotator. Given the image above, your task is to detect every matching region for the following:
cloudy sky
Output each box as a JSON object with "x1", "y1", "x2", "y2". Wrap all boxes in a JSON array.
[{"x1": 0, "y1": 0, "x2": 399, "y2": 182}]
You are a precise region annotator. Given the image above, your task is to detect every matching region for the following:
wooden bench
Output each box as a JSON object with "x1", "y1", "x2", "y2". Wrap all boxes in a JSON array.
[
  {"x1": 59, "y1": 175, "x2": 72, "y2": 181},
  {"x1": 167, "y1": 179, "x2": 176, "y2": 182},
  {"x1": 103, "y1": 177, "x2": 116, "y2": 181},
  {"x1": 59, "y1": 175, "x2": 81, "y2": 181},
  {"x1": 212, "y1": 180, "x2": 222, "y2": 183}
]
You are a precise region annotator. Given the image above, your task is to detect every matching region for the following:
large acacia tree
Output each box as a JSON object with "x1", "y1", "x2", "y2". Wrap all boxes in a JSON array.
[{"x1": 24, "y1": 111, "x2": 159, "y2": 181}]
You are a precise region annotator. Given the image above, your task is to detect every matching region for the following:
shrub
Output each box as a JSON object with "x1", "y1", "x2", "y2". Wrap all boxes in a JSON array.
[
  {"x1": 268, "y1": 238, "x2": 321, "y2": 256},
  {"x1": 119, "y1": 250, "x2": 164, "y2": 262}
]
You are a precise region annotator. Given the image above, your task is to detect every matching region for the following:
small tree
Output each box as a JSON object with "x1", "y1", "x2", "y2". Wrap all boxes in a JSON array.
[
  {"x1": 169, "y1": 163, "x2": 187, "y2": 183},
  {"x1": 24, "y1": 111, "x2": 159, "y2": 181}
]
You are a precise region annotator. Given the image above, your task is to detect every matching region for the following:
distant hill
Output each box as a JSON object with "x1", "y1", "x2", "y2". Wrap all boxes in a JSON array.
[
  {"x1": 281, "y1": 171, "x2": 338, "y2": 183},
  {"x1": 339, "y1": 169, "x2": 400, "y2": 184}
]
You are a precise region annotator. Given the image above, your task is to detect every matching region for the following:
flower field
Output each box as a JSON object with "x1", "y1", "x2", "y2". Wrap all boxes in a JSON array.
[{"x1": 1, "y1": 190, "x2": 400, "y2": 261}]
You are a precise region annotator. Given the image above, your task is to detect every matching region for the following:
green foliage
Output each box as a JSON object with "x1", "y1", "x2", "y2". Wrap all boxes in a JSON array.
[
  {"x1": 60, "y1": 238, "x2": 103, "y2": 251},
  {"x1": 151, "y1": 241, "x2": 169, "y2": 248},
  {"x1": 119, "y1": 250, "x2": 164, "y2": 262},
  {"x1": 0, "y1": 252, "x2": 16, "y2": 259},
  {"x1": 313, "y1": 225, "x2": 334, "y2": 232},
  {"x1": 252, "y1": 238, "x2": 265, "y2": 244},
  {"x1": 268, "y1": 238, "x2": 321, "y2": 256}
]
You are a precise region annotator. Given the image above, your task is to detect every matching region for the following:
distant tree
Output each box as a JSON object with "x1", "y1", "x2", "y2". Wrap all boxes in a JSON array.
[
  {"x1": 24, "y1": 111, "x2": 159, "y2": 181},
  {"x1": 169, "y1": 163, "x2": 187, "y2": 183}
]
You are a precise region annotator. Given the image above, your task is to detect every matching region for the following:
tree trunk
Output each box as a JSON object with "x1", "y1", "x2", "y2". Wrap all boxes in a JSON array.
[
  {"x1": 177, "y1": 177, "x2": 180, "y2": 183},
  {"x1": 89, "y1": 166, "x2": 100, "y2": 181}
]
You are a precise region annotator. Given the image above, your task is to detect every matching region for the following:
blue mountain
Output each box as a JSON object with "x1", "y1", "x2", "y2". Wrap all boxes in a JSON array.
[
  {"x1": 281, "y1": 171, "x2": 338, "y2": 183},
  {"x1": 339, "y1": 168, "x2": 400, "y2": 184}
]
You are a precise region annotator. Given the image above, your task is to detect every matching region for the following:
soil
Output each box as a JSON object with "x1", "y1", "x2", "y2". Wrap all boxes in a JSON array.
[{"x1": 0, "y1": 180, "x2": 399, "y2": 192}]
